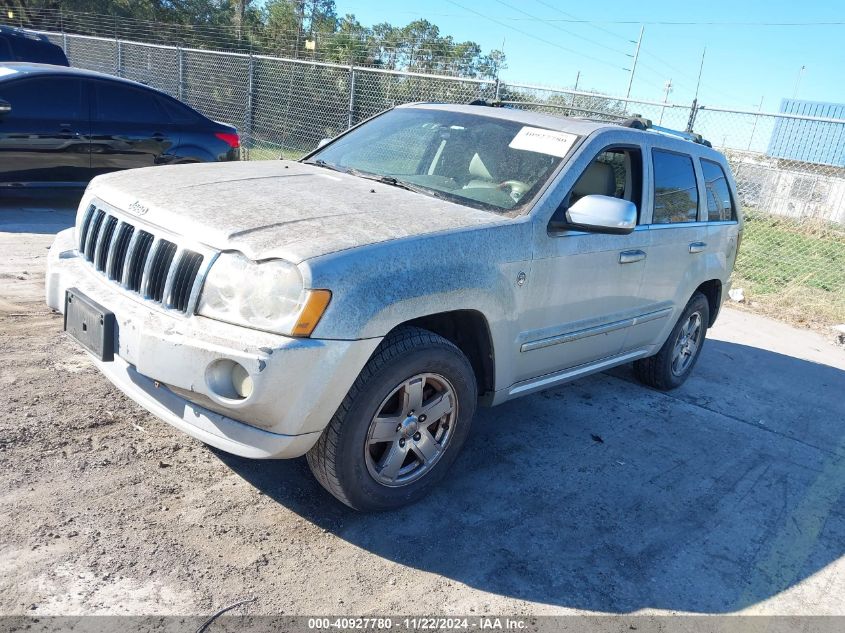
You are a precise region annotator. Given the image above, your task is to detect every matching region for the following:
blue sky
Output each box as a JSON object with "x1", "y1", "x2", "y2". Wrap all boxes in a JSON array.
[{"x1": 333, "y1": 0, "x2": 845, "y2": 112}]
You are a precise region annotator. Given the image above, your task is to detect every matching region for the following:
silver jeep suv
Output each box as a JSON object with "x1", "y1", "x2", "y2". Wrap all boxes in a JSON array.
[{"x1": 46, "y1": 103, "x2": 741, "y2": 510}]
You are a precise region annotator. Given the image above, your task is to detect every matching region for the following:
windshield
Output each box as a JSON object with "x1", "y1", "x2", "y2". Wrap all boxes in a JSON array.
[{"x1": 306, "y1": 107, "x2": 578, "y2": 213}]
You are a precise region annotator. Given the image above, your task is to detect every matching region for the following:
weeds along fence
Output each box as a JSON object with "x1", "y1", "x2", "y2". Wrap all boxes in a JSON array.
[{"x1": 32, "y1": 30, "x2": 845, "y2": 327}]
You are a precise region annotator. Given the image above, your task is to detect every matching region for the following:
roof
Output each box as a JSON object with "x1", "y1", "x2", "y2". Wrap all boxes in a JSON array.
[
  {"x1": 397, "y1": 102, "x2": 725, "y2": 159},
  {"x1": 0, "y1": 25, "x2": 53, "y2": 40},
  {"x1": 0, "y1": 61, "x2": 149, "y2": 88},
  {"x1": 399, "y1": 102, "x2": 614, "y2": 136},
  {"x1": 0, "y1": 27, "x2": 69, "y2": 66}
]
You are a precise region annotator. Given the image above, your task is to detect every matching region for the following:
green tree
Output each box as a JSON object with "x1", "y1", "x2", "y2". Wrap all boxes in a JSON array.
[
  {"x1": 303, "y1": 0, "x2": 336, "y2": 37},
  {"x1": 260, "y1": 0, "x2": 299, "y2": 56},
  {"x1": 370, "y1": 21, "x2": 402, "y2": 69},
  {"x1": 477, "y1": 49, "x2": 507, "y2": 81},
  {"x1": 323, "y1": 13, "x2": 370, "y2": 65},
  {"x1": 399, "y1": 19, "x2": 440, "y2": 71}
]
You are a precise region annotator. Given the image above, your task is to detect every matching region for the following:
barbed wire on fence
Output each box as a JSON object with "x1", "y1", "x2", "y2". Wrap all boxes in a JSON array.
[
  {"x1": 9, "y1": 19, "x2": 845, "y2": 327},
  {"x1": 7, "y1": 7, "x2": 512, "y2": 80}
]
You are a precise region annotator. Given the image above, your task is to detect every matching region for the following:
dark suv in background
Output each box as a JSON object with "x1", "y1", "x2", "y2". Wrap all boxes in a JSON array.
[
  {"x1": 0, "y1": 62, "x2": 239, "y2": 191},
  {"x1": 0, "y1": 26, "x2": 69, "y2": 66}
]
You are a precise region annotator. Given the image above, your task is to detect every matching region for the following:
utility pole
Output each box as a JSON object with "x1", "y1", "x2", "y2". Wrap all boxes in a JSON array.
[
  {"x1": 693, "y1": 46, "x2": 706, "y2": 101},
  {"x1": 624, "y1": 25, "x2": 644, "y2": 100},
  {"x1": 658, "y1": 78, "x2": 672, "y2": 125},
  {"x1": 792, "y1": 65, "x2": 805, "y2": 99},
  {"x1": 494, "y1": 37, "x2": 506, "y2": 101},
  {"x1": 234, "y1": 0, "x2": 246, "y2": 42},
  {"x1": 294, "y1": 0, "x2": 305, "y2": 58},
  {"x1": 686, "y1": 47, "x2": 707, "y2": 132},
  {"x1": 747, "y1": 96, "x2": 764, "y2": 150},
  {"x1": 569, "y1": 70, "x2": 580, "y2": 115}
]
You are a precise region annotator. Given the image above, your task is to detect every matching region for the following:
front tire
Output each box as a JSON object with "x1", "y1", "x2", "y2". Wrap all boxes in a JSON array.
[
  {"x1": 306, "y1": 326, "x2": 477, "y2": 511},
  {"x1": 633, "y1": 292, "x2": 710, "y2": 390}
]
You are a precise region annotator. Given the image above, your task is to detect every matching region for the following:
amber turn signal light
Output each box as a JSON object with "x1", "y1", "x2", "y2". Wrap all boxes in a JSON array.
[{"x1": 291, "y1": 289, "x2": 332, "y2": 337}]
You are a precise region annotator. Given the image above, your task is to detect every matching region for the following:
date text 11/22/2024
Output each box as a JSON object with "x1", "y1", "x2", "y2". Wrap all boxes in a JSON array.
[{"x1": 307, "y1": 617, "x2": 528, "y2": 630}]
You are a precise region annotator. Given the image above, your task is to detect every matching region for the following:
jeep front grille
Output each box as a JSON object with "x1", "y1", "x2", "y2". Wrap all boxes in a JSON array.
[{"x1": 77, "y1": 203, "x2": 210, "y2": 315}]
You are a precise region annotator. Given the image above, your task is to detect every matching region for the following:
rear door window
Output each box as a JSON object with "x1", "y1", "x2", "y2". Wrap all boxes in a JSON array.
[
  {"x1": 651, "y1": 149, "x2": 699, "y2": 224},
  {"x1": 94, "y1": 81, "x2": 164, "y2": 124},
  {"x1": 701, "y1": 159, "x2": 737, "y2": 221},
  {"x1": 1, "y1": 77, "x2": 83, "y2": 119}
]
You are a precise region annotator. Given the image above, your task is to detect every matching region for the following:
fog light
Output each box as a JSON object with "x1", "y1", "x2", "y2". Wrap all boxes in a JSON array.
[
  {"x1": 231, "y1": 363, "x2": 254, "y2": 399},
  {"x1": 205, "y1": 359, "x2": 253, "y2": 401}
]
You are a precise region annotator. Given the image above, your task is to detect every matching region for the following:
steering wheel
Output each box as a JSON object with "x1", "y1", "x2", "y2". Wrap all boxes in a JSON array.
[{"x1": 497, "y1": 179, "x2": 530, "y2": 202}]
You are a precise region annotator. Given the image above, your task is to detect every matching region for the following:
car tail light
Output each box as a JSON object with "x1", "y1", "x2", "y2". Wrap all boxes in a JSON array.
[{"x1": 214, "y1": 132, "x2": 240, "y2": 148}]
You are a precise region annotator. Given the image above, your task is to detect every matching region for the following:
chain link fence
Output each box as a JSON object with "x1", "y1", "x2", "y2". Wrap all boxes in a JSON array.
[
  {"x1": 696, "y1": 108, "x2": 845, "y2": 327},
  {"x1": 21, "y1": 28, "x2": 845, "y2": 327}
]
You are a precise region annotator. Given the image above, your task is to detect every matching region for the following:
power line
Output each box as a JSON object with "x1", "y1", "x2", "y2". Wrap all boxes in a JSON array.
[
  {"x1": 446, "y1": 0, "x2": 701, "y2": 99},
  {"x1": 529, "y1": 0, "x2": 693, "y2": 97},
  {"x1": 443, "y1": 0, "x2": 628, "y2": 71},
  {"x1": 329, "y1": 5, "x2": 845, "y2": 27},
  {"x1": 639, "y1": 50, "x2": 736, "y2": 102},
  {"x1": 491, "y1": 0, "x2": 677, "y2": 95},
  {"x1": 491, "y1": 0, "x2": 630, "y2": 56},
  {"x1": 529, "y1": 0, "x2": 632, "y2": 43},
  {"x1": 532, "y1": 19, "x2": 845, "y2": 26},
  {"x1": 526, "y1": 0, "x2": 737, "y2": 103}
]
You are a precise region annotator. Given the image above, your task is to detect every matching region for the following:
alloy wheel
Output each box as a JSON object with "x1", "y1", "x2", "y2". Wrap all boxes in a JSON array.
[{"x1": 364, "y1": 373, "x2": 458, "y2": 487}]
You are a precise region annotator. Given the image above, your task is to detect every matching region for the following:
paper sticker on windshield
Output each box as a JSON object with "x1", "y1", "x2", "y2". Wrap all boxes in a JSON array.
[{"x1": 509, "y1": 127, "x2": 578, "y2": 157}]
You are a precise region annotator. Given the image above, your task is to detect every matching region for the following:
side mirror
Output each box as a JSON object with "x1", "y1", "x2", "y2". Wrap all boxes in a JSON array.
[
  {"x1": 0, "y1": 100, "x2": 10, "y2": 116},
  {"x1": 565, "y1": 194, "x2": 637, "y2": 234},
  {"x1": 317, "y1": 137, "x2": 332, "y2": 149}
]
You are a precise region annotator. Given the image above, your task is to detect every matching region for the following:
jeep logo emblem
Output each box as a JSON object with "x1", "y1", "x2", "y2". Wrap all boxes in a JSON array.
[{"x1": 128, "y1": 201, "x2": 149, "y2": 216}]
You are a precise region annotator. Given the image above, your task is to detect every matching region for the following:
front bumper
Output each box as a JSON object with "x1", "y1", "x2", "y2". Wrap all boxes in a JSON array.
[{"x1": 46, "y1": 228, "x2": 381, "y2": 459}]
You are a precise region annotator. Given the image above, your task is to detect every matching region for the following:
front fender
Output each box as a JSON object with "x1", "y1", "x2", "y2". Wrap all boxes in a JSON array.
[{"x1": 303, "y1": 220, "x2": 534, "y2": 389}]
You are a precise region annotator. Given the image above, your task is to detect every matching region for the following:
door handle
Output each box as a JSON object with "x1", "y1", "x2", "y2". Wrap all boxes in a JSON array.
[
  {"x1": 689, "y1": 241, "x2": 707, "y2": 254},
  {"x1": 619, "y1": 249, "x2": 646, "y2": 264}
]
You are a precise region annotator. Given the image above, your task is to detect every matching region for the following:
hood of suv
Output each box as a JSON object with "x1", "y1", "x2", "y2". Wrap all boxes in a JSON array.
[{"x1": 88, "y1": 160, "x2": 509, "y2": 263}]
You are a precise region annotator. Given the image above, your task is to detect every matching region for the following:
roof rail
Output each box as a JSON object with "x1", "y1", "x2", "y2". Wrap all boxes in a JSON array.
[
  {"x1": 621, "y1": 115, "x2": 712, "y2": 147},
  {"x1": 466, "y1": 100, "x2": 713, "y2": 147},
  {"x1": 467, "y1": 99, "x2": 506, "y2": 108}
]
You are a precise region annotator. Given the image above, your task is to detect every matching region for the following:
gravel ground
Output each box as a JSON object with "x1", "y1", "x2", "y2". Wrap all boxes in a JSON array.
[{"x1": 1, "y1": 200, "x2": 844, "y2": 618}]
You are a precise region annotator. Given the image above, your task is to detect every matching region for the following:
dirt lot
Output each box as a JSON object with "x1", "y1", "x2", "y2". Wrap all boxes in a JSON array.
[{"x1": 1, "y1": 200, "x2": 844, "y2": 617}]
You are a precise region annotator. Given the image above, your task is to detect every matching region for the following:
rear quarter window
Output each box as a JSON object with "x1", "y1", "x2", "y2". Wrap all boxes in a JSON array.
[
  {"x1": 159, "y1": 96, "x2": 203, "y2": 124},
  {"x1": 701, "y1": 159, "x2": 737, "y2": 221}
]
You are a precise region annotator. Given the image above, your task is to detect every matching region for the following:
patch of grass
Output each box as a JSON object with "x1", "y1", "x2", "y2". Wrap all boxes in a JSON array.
[
  {"x1": 734, "y1": 212, "x2": 845, "y2": 326},
  {"x1": 243, "y1": 145, "x2": 306, "y2": 161}
]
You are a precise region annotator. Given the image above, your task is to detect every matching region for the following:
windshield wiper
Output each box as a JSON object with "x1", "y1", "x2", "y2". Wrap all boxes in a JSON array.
[
  {"x1": 308, "y1": 161, "x2": 440, "y2": 198},
  {"x1": 353, "y1": 172, "x2": 441, "y2": 198},
  {"x1": 308, "y1": 159, "x2": 348, "y2": 174}
]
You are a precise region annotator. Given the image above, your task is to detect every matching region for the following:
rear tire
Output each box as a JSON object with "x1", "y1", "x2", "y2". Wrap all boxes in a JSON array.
[
  {"x1": 633, "y1": 292, "x2": 709, "y2": 391},
  {"x1": 306, "y1": 326, "x2": 477, "y2": 511}
]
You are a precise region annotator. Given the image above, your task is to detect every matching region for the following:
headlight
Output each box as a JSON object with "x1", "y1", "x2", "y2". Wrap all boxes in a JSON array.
[{"x1": 197, "y1": 253, "x2": 331, "y2": 337}]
